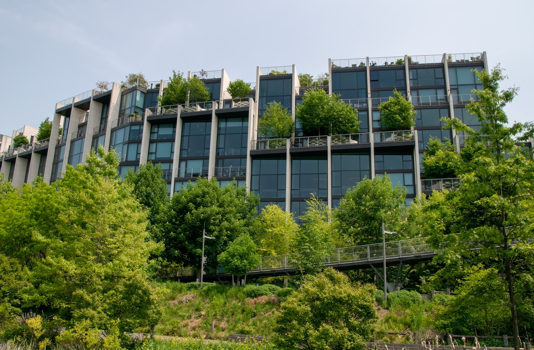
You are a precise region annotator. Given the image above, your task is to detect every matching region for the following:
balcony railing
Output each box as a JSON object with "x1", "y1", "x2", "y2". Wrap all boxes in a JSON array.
[
  {"x1": 260, "y1": 66, "x2": 292, "y2": 76},
  {"x1": 372, "y1": 95, "x2": 409, "y2": 107},
  {"x1": 71, "y1": 128, "x2": 86, "y2": 140},
  {"x1": 220, "y1": 98, "x2": 250, "y2": 109},
  {"x1": 146, "y1": 80, "x2": 161, "y2": 90},
  {"x1": 331, "y1": 133, "x2": 370, "y2": 145},
  {"x1": 94, "y1": 82, "x2": 114, "y2": 96},
  {"x1": 162, "y1": 169, "x2": 173, "y2": 181},
  {"x1": 74, "y1": 89, "x2": 94, "y2": 101},
  {"x1": 34, "y1": 138, "x2": 50, "y2": 149},
  {"x1": 18, "y1": 144, "x2": 33, "y2": 154},
  {"x1": 191, "y1": 70, "x2": 221, "y2": 80},
  {"x1": 421, "y1": 178, "x2": 460, "y2": 192},
  {"x1": 448, "y1": 52, "x2": 483, "y2": 64},
  {"x1": 452, "y1": 94, "x2": 479, "y2": 105},
  {"x1": 57, "y1": 98, "x2": 72, "y2": 109},
  {"x1": 176, "y1": 167, "x2": 210, "y2": 179},
  {"x1": 292, "y1": 136, "x2": 328, "y2": 148},
  {"x1": 407, "y1": 54, "x2": 443, "y2": 65},
  {"x1": 369, "y1": 56, "x2": 405, "y2": 67},
  {"x1": 181, "y1": 101, "x2": 217, "y2": 113},
  {"x1": 5, "y1": 148, "x2": 17, "y2": 157},
  {"x1": 374, "y1": 130, "x2": 414, "y2": 143},
  {"x1": 111, "y1": 115, "x2": 143, "y2": 129},
  {"x1": 146, "y1": 105, "x2": 179, "y2": 116},
  {"x1": 213, "y1": 166, "x2": 246, "y2": 178},
  {"x1": 342, "y1": 98, "x2": 369, "y2": 109},
  {"x1": 251, "y1": 139, "x2": 287, "y2": 151},
  {"x1": 412, "y1": 95, "x2": 448, "y2": 106},
  {"x1": 331, "y1": 58, "x2": 366, "y2": 69},
  {"x1": 93, "y1": 124, "x2": 107, "y2": 135},
  {"x1": 298, "y1": 85, "x2": 328, "y2": 95}
]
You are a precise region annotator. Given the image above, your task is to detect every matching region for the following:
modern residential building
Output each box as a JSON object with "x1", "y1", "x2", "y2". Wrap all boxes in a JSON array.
[{"x1": 1, "y1": 52, "x2": 527, "y2": 216}]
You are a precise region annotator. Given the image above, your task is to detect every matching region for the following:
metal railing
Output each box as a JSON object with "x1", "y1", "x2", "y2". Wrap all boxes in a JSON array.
[
  {"x1": 71, "y1": 128, "x2": 86, "y2": 139},
  {"x1": 192, "y1": 70, "x2": 221, "y2": 80},
  {"x1": 452, "y1": 94, "x2": 479, "y2": 105},
  {"x1": 260, "y1": 66, "x2": 292, "y2": 76},
  {"x1": 146, "y1": 80, "x2": 161, "y2": 89},
  {"x1": 421, "y1": 178, "x2": 461, "y2": 192},
  {"x1": 111, "y1": 115, "x2": 143, "y2": 129},
  {"x1": 57, "y1": 98, "x2": 72, "y2": 108},
  {"x1": 146, "y1": 105, "x2": 179, "y2": 116},
  {"x1": 298, "y1": 85, "x2": 328, "y2": 95},
  {"x1": 342, "y1": 98, "x2": 369, "y2": 109},
  {"x1": 251, "y1": 139, "x2": 288, "y2": 150},
  {"x1": 162, "y1": 169, "x2": 173, "y2": 181},
  {"x1": 369, "y1": 56, "x2": 405, "y2": 67},
  {"x1": 74, "y1": 89, "x2": 93, "y2": 101},
  {"x1": 220, "y1": 98, "x2": 250, "y2": 109},
  {"x1": 181, "y1": 101, "x2": 217, "y2": 113},
  {"x1": 176, "y1": 167, "x2": 209, "y2": 179},
  {"x1": 213, "y1": 166, "x2": 246, "y2": 178},
  {"x1": 374, "y1": 130, "x2": 414, "y2": 143},
  {"x1": 34, "y1": 138, "x2": 50, "y2": 149},
  {"x1": 331, "y1": 58, "x2": 366, "y2": 69},
  {"x1": 407, "y1": 54, "x2": 443, "y2": 65},
  {"x1": 18, "y1": 144, "x2": 33, "y2": 154},
  {"x1": 412, "y1": 95, "x2": 448, "y2": 106},
  {"x1": 448, "y1": 52, "x2": 483, "y2": 64},
  {"x1": 80, "y1": 113, "x2": 88, "y2": 123},
  {"x1": 372, "y1": 95, "x2": 409, "y2": 107},
  {"x1": 5, "y1": 148, "x2": 17, "y2": 157},
  {"x1": 331, "y1": 133, "x2": 370, "y2": 145},
  {"x1": 94, "y1": 82, "x2": 114, "y2": 95},
  {"x1": 93, "y1": 124, "x2": 107, "y2": 135},
  {"x1": 292, "y1": 136, "x2": 328, "y2": 148}
]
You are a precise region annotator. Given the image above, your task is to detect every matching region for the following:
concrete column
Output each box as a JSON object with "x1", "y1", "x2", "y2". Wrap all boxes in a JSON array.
[
  {"x1": 208, "y1": 109, "x2": 218, "y2": 180},
  {"x1": 82, "y1": 95, "x2": 103, "y2": 161},
  {"x1": 443, "y1": 53, "x2": 459, "y2": 154},
  {"x1": 27, "y1": 152, "x2": 41, "y2": 184},
  {"x1": 159, "y1": 79, "x2": 166, "y2": 97},
  {"x1": 104, "y1": 83, "x2": 121, "y2": 152},
  {"x1": 327, "y1": 135, "x2": 332, "y2": 208},
  {"x1": 285, "y1": 140, "x2": 291, "y2": 213},
  {"x1": 170, "y1": 106, "x2": 183, "y2": 198},
  {"x1": 328, "y1": 58, "x2": 333, "y2": 97},
  {"x1": 139, "y1": 114, "x2": 151, "y2": 166},
  {"x1": 254, "y1": 67, "x2": 261, "y2": 138},
  {"x1": 0, "y1": 161, "x2": 11, "y2": 178},
  {"x1": 366, "y1": 57, "x2": 375, "y2": 179},
  {"x1": 291, "y1": 64, "x2": 297, "y2": 123},
  {"x1": 12, "y1": 156, "x2": 28, "y2": 188},
  {"x1": 481, "y1": 51, "x2": 488, "y2": 72},
  {"x1": 245, "y1": 98, "x2": 255, "y2": 193},
  {"x1": 414, "y1": 132, "x2": 422, "y2": 197},
  {"x1": 63, "y1": 106, "x2": 84, "y2": 173},
  {"x1": 44, "y1": 104, "x2": 66, "y2": 184},
  {"x1": 404, "y1": 55, "x2": 411, "y2": 97},
  {"x1": 220, "y1": 69, "x2": 231, "y2": 101}
]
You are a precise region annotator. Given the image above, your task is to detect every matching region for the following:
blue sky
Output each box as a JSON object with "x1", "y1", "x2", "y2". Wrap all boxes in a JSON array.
[{"x1": 0, "y1": 0, "x2": 532, "y2": 135}]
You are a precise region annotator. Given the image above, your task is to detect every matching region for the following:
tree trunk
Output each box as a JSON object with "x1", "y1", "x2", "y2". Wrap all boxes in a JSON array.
[{"x1": 505, "y1": 256, "x2": 521, "y2": 350}]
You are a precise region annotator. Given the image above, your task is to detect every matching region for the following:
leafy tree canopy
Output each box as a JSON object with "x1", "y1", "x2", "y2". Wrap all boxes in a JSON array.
[
  {"x1": 0, "y1": 174, "x2": 15, "y2": 201},
  {"x1": 227, "y1": 79, "x2": 251, "y2": 99},
  {"x1": 258, "y1": 102, "x2": 294, "y2": 139},
  {"x1": 218, "y1": 234, "x2": 261, "y2": 279},
  {"x1": 377, "y1": 89, "x2": 416, "y2": 130},
  {"x1": 252, "y1": 204, "x2": 298, "y2": 256},
  {"x1": 121, "y1": 72, "x2": 149, "y2": 89},
  {"x1": 159, "y1": 71, "x2": 211, "y2": 106},
  {"x1": 274, "y1": 268, "x2": 378, "y2": 350},
  {"x1": 13, "y1": 135, "x2": 29, "y2": 148},
  {"x1": 297, "y1": 89, "x2": 360, "y2": 136},
  {"x1": 36, "y1": 117, "x2": 52, "y2": 141},
  {"x1": 299, "y1": 73, "x2": 329, "y2": 87},
  {"x1": 422, "y1": 137, "x2": 458, "y2": 179}
]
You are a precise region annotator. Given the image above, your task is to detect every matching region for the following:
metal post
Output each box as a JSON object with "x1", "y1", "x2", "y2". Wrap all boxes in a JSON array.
[
  {"x1": 383, "y1": 221, "x2": 387, "y2": 302},
  {"x1": 200, "y1": 223, "x2": 205, "y2": 289}
]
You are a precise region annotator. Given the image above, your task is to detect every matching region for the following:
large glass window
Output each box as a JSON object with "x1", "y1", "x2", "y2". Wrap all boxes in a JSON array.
[
  {"x1": 375, "y1": 154, "x2": 413, "y2": 171},
  {"x1": 409, "y1": 68, "x2": 444, "y2": 86},
  {"x1": 215, "y1": 158, "x2": 247, "y2": 177},
  {"x1": 119, "y1": 90, "x2": 145, "y2": 118},
  {"x1": 332, "y1": 153, "x2": 370, "y2": 196},
  {"x1": 110, "y1": 125, "x2": 143, "y2": 162},
  {"x1": 370, "y1": 70, "x2": 405, "y2": 89},
  {"x1": 417, "y1": 129, "x2": 452, "y2": 151},
  {"x1": 150, "y1": 124, "x2": 176, "y2": 140},
  {"x1": 178, "y1": 159, "x2": 209, "y2": 178},
  {"x1": 251, "y1": 158, "x2": 286, "y2": 199},
  {"x1": 174, "y1": 180, "x2": 196, "y2": 193},
  {"x1": 99, "y1": 103, "x2": 109, "y2": 130},
  {"x1": 372, "y1": 90, "x2": 406, "y2": 107},
  {"x1": 448, "y1": 67, "x2": 483, "y2": 102},
  {"x1": 204, "y1": 82, "x2": 221, "y2": 101},
  {"x1": 217, "y1": 118, "x2": 248, "y2": 156},
  {"x1": 415, "y1": 108, "x2": 449, "y2": 127},
  {"x1": 180, "y1": 120, "x2": 211, "y2": 157},
  {"x1": 118, "y1": 165, "x2": 139, "y2": 180},
  {"x1": 411, "y1": 89, "x2": 446, "y2": 105},
  {"x1": 376, "y1": 173, "x2": 414, "y2": 195},
  {"x1": 51, "y1": 145, "x2": 66, "y2": 182},
  {"x1": 144, "y1": 92, "x2": 159, "y2": 109},
  {"x1": 259, "y1": 78, "x2": 292, "y2": 115},
  {"x1": 291, "y1": 157, "x2": 328, "y2": 199},
  {"x1": 148, "y1": 142, "x2": 174, "y2": 161},
  {"x1": 92, "y1": 134, "x2": 105, "y2": 152},
  {"x1": 454, "y1": 108, "x2": 481, "y2": 131},
  {"x1": 68, "y1": 138, "x2": 85, "y2": 168},
  {"x1": 259, "y1": 201, "x2": 286, "y2": 213},
  {"x1": 291, "y1": 201, "x2": 310, "y2": 225},
  {"x1": 60, "y1": 117, "x2": 70, "y2": 144},
  {"x1": 37, "y1": 155, "x2": 47, "y2": 177},
  {"x1": 332, "y1": 71, "x2": 367, "y2": 100}
]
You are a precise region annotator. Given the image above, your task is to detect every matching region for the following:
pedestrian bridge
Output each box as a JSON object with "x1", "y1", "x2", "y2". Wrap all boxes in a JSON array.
[{"x1": 177, "y1": 237, "x2": 437, "y2": 282}]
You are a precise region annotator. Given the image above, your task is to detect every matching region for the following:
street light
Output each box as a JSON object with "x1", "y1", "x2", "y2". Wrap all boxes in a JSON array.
[
  {"x1": 382, "y1": 221, "x2": 397, "y2": 302},
  {"x1": 200, "y1": 223, "x2": 215, "y2": 289}
]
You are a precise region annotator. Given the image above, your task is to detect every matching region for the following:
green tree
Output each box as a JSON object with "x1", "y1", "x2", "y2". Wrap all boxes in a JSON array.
[
  {"x1": 227, "y1": 79, "x2": 251, "y2": 99},
  {"x1": 424, "y1": 64, "x2": 534, "y2": 350},
  {"x1": 121, "y1": 72, "x2": 148, "y2": 89},
  {"x1": 36, "y1": 117, "x2": 52, "y2": 141},
  {"x1": 218, "y1": 234, "x2": 261, "y2": 284},
  {"x1": 252, "y1": 204, "x2": 299, "y2": 256},
  {"x1": 377, "y1": 90, "x2": 416, "y2": 130},
  {"x1": 258, "y1": 102, "x2": 294, "y2": 138},
  {"x1": 274, "y1": 268, "x2": 378, "y2": 350},
  {"x1": 157, "y1": 178, "x2": 259, "y2": 274},
  {"x1": 298, "y1": 73, "x2": 314, "y2": 87},
  {"x1": 124, "y1": 162, "x2": 169, "y2": 230},
  {"x1": 422, "y1": 137, "x2": 458, "y2": 178},
  {"x1": 159, "y1": 71, "x2": 211, "y2": 105},
  {"x1": 0, "y1": 174, "x2": 14, "y2": 200},
  {"x1": 334, "y1": 176, "x2": 406, "y2": 246},
  {"x1": 297, "y1": 89, "x2": 360, "y2": 136},
  {"x1": 13, "y1": 135, "x2": 29, "y2": 148},
  {"x1": 293, "y1": 197, "x2": 334, "y2": 274}
]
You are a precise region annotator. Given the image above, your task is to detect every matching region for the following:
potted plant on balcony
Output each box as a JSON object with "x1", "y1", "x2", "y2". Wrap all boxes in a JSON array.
[
  {"x1": 258, "y1": 102, "x2": 294, "y2": 149},
  {"x1": 227, "y1": 79, "x2": 252, "y2": 105},
  {"x1": 377, "y1": 90, "x2": 416, "y2": 141}
]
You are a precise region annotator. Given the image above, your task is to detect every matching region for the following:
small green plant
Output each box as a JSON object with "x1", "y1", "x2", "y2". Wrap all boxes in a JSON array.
[
  {"x1": 13, "y1": 135, "x2": 29, "y2": 148},
  {"x1": 258, "y1": 102, "x2": 294, "y2": 139},
  {"x1": 395, "y1": 58, "x2": 404, "y2": 65},
  {"x1": 227, "y1": 80, "x2": 252, "y2": 99},
  {"x1": 377, "y1": 90, "x2": 416, "y2": 130}
]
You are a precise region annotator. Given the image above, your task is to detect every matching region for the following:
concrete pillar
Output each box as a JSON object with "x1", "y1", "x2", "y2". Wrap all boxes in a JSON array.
[
  {"x1": 220, "y1": 69, "x2": 231, "y2": 101},
  {"x1": 327, "y1": 135, "x2": 332, "y2": 208},
  {"x1": 291, "y1": 64, "x2": 297, "y2": 124},
  {"x1": 26, "y1": 152, "x2": 41, "y2": 184},
  {"x1": 0, "y1": 161, "x2": 11, "y2": 178},
  {"x1": 328, "y1": 58, "x2": 333, "y2": 97},
  {"x1": 245, "y1": 98, "x2": 255, "y2": 193},
  {"x1": 63, "y1": 105, "x2": 84, "y2": 173},
  {"x1": 104, "y1": 83, "x2": 121, "y2": 152},
  {"x1": 170, "y1": 106, "x2": 183, "y2": 198},
  {"x1": 44, "y1": 103, "x2": 67, "y2": 184},
  {"x1": 481, "y1": 51, "x2": 488, "y2": 72},
  {"x1": 82, "y1": 95, "x2": 103, "y2": 162},
  {"x1": 12, "y1": 156, "x2": 28, "y2": 188},
  {"x1": 443, "y1": 53, "x2": 460, "y2": 154},
  {"x1": 366, "y1": 57, "x2": 375, "y2": 179},
  {"x1": 285, "y1": 140, "x2": 291, "y2": 213},
  {"x1": 208, "y1": 109, "x2": 218, "y2": 180},
  {"x1": 139, "y1": 115, "x2": 151, "y2": 166},
  {"x1": 414, "y1": 132, "x2": 422, "y2": 197},
  {"x1": 254, "y1": 67, "x2": 261, "y2": 138}
]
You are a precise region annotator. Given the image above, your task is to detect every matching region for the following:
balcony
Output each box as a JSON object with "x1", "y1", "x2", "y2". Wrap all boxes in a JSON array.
[
  {"x1": 292, "y1": 136, "x2": 328, "y2": 148},
  {"x1": 421, "y1": 178, "x2": 460, "y2": 193},
  {"x1": 175, "y1": 167, "x2": 210, "y2": 179},
  {"x1": 74, "y1": 89, "x2": 93, "y2": 101},
  {"x1": 18, "y1": 144, "x2": 33, "y2": 154},
  {"x1": 448, "y1": 52, "x2": 483, "y2": 64},
  {"x1": 412, "y1": 95, "x2": 448, "y2": 106},
  {"x1": 146, "y1": 105, "x2": 179, "y2": 117},
  {"x1": 34, "y1": 138, "x2": 50, "y2": 149},
  {"x1": 342, "y1": 98, "x2": 369, "y2": 109},
  {"x1": 369, "y1": 56, "x2": 404, "y2": 67},
  {"x1": 298, "y1": 85, "x2": 329, "y2": 96},
  {"x1": 181, "y1": 101, "x2": 218, "y2": 113},
  {"x1": 251, "y1": 139, "x2": 287, "y2": 151},
  {"x1": 407, "y1": 54, "x2": 443, "y2": 65},
  {"x1": 192, "y1": 70, "x2": 220, "y2": 80},
  {"x1": 56, "y1": 97, "x2": 72, "y2": 109},
  {"x1": 93, "y1": 124, "x2": 107, "y2": 135},
  {"x1": 452, "y1": 94, "x2": 479, "y2": 105},
  {"x1": 259, "y1": 66, "x2": 292, "y2": 76},
  {"x1": 331, "y1": 133, "x2": 370, "y2": 146},
  {"x1": 213, "y1": 166, "x2": 246, "y2": 178},
  {"x1": 111, "y1": 115, "x2": 143, "y2": 129},
  {"x1": 94, "y1": 82, "x2": 114, "y2": 96},
  {"x1": 162, "y1": 169, "x2": 173, "y2": 181},
  {"x1": 71, "y1": 128, "x2": 86, "y2": 140},
  {"x1": 331, "y1": 58, "x2": 366, "y2": 69},
  {"x1": 374, "y1": 130, "x2": 414, "y2": 143},
  {"x1": 372, "y1": 95, "x2": 409, "y2": 107},
  {"x1": 220, "y1": 98, "x2": 250, "y2": 109}
]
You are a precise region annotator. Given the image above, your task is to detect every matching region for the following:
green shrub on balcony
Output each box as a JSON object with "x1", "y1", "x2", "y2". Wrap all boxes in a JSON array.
[
  {"x1": 227, "y1": 79, "x2": 251, "y2": 99},
  {"x1": 159, "y1": 70, "x2": 210, "y2": 106},
  {"x1": 258, "y1": 102, "x2": 294, "y2": 139},
  {"x1": 377, "y1": 90, "x2": 416, "y2": 130}
]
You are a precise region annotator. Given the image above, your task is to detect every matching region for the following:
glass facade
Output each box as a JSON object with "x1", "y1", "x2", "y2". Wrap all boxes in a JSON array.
[
  {"x1": 68, "y1": 138, "x2": 85, "y2": 168},
  {"x1": 110, "y1": 125, "x2": 143, "y2": 162},
  {"x1": 332, "y1": 71, "x2": 367, "y2": 100},
  {"x1": 204, "y1": 82, "x2": 221, "y2": 101},
  {"x1": 119, "y1": 90, "x2": 145, "y2": 118},
  {"x1": 454, "y1": 108, "x2": 481, "y2": 131},
  {"x1": 370, "y1": 69, "x2": 405, "y2": 88},
  {"x1": 448, "y1": 67, "x2": 483, "y2": 102},
  {"x1": 332, "y1": 152, "x2": 370, "y2": 196},
  {"x1": 51, "y1": 145, "x2": 66, "y2": 182},
  {"x1": 291, "y1": 156, "x2": 328, "y2": 199},
  {"x1": 144, "y1": 92, "x2": 159, "y2": 109},
  {"x1": 148, "y1": 142, "x2": 174, "y2": 161},
  {"x1": 217, "y1": 118, "x2": 248, "y2": 156},
  {"x1": 258, "y1": 200, "x2": 286, "y2": 213},
  {"x1": 60, "y1": 117, "x2": 70, "y2": 144},
  {"x1": 371, "y1": 89, "x2": 406, "y2": 107},
  {"x1": 180, "y1": 120, "x2": 211, "y2": 157},
  {"x1": 251, "y1": 158, "x2": 286, "y2": 199},
  {"x1": 417, "y1": 129, "x2": 452, "y2": 151},
  {"x1": 415, "y1": 108, "x2": 449, "y2": 127},
  {"x1": 375, "y1": 153, "x2": 414, "y2": 195},
  {"x1": 409, "y1": 68, "x2": 444, "y2": 86},
  {"x1": 376, "y1": 173, "x2": 414, "y2": 195},
  {"x1": 118, "y1": 165, "x2": 139, "y2": 180},
  {"x1": 37, "y1": 155, "x2": 47, "y2": 177},
  {"x1": 215, "y1": 158, "x2": 247, "y2": 177},
  {"x1": 178, "y1": 159, "x2": 209, "y2": 178},
  {"x1": 259, "y1": 78, "x2": 292, "y2": 115},
  {"x1": 150, "y1": 124, "x2": 176, "y2": 140},
  {"x1": 92, "y1": 134, "x2": 105, "y2": 152}
]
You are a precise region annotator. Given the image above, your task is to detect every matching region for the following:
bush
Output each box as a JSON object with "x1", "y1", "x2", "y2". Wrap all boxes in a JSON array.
[
  {"x1": 185, "y1": 282, "x2": 215, "y2": 291},
  {"x1": 275, "y1": 288, "x2": 294, "y2": 298},
  {"x1": 242, "y1": 285, "x2": 280, "y2": 298},
  {"x1": 375, "y1": 289, "x2": 385, "y2": 305},
  {"x1": 262, "y1": 284, "x2": 281, "y2": 294},
  {"x1": 387, "y1": 290, "x2": 422, "y2": 309},
  {"x1": 432, "y1": 293, "x2": 455, "y2": 306}
]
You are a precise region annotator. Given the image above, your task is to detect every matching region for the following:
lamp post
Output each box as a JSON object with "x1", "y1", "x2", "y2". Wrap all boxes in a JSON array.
[
  {"x1": 200, "y1": 223, "x2": 215, "y2": 289},
  {"x1": 382, "y1": 221, "x2": 397, "y2": 302}
]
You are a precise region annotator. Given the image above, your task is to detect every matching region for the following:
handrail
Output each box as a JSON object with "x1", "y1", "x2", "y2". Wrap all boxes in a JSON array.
[
  {"x1": 412, "y1": 95, "x2": 448, "y2": 106},
  {"x1": 181, "y1": 101, "x2": 217, "y2": 113},
  {"x1": 213, "y1": 166, "x2": 246, "y2": 178},
  {"x1": 219, "y1": 98, "x2": 250, "y2": 109},
  {"x1": 374, "y1": 130, "x2": 414, "y2": 143},
  {"x1": 146, "y1": 105, "x2": 179, "y2": 116},
  {"x1": 34, "y1": 138, "x2": 50, "y2": 149},
  {"x1": 71, "y1": 129, "x2": 86, "y2": 139},
  {"x1": 331, "y1": 58, "x2": 366, "y2": 69},
  {"x1": 372, "y1": 95, "x2": 409, "y2": 107},
  {"x1": 251, "y1": 138, "x2": 288, "y2": 151},
  {"x1": 341, "y1": 98, "x2": 369, "y2": 109},
  {"x1": 74, "y1": 89, "x2": 94, "y2": 101},
  {"x1": 421, "y1": 178, "x2": 461, "y2": 192},
  {"x1": 175, "y1": 167, "x2": 209, "y2": 179},
  {"x1": 93, "y1": 124, "x2": 107, "y2": 135},
  {"x1": 292, "y1": 135, "x2": 328, "y2": 148},
  {"x1": 191, "y1": 70, "x2": 221, "y2": 80},
  {"x1": 94, "y1": 82, "x2": 114, "y2": 96},
  {"x1": 57, "y1": 98, "x2": 72, "y2": 108},
  {"x1": 259, "y1": 66, "x2": 292, "y2": 76},
  {"x1": 407, "y1": 54, "x2": 443, "y2": 65},
  {"x1": 369, "y1": 56, "x2": 405, "y2": 67},
  {"x1": 111, "y1": 115, "x2": 143, "y2": 129},
  {"x1": 448, "y1": 52, "x2": 483, "y2": 64},
  {"x1": 331, "y1": 133, "x2": 370, "y2": 145},
  {"x1": 452, "y1": 94, "x2": 479, "y2": 105},
  {"x1": 18, "y1": 144, "x2": 33, "y2": 153}
]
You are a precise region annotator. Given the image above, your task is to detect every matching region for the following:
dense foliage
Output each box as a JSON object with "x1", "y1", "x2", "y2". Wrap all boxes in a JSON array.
[
  {"x1": 258, "y1": 102, "x2": 294, "y2": 139},
  {"x1": 252, "y1": 205, "x2": 299, "y2": 256},
  {"x1": 36, "y1": 117, "x2": 52, "y2": 141},
  {"x1": 121, "y1": 72, "x2": 149, "y2": 89},
  {"x1": 159, "y1": 70, "x2": 211, "y2": 106},
  {"x1": 227, "y1": 79, "x2": 252, "y2": 99},
  {"x1": 12, "y1": 135, "x2": 29, "y2": 148},
  {"x1": 377, "y1": 90, "x2": 416, "y2": 130},
  {"x1": 218, "y1": 234, "x2": 261, "y2": 282}
]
